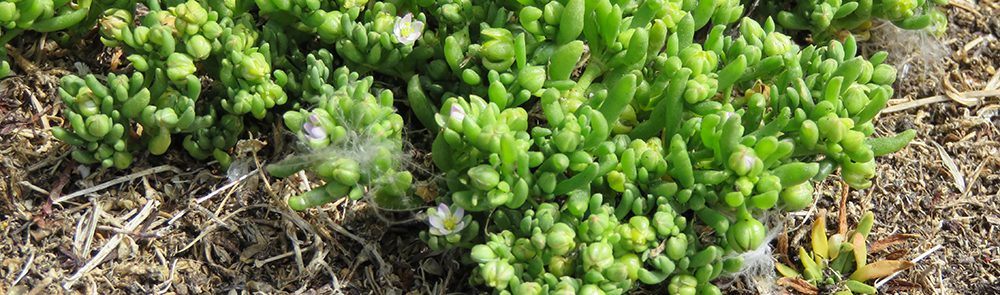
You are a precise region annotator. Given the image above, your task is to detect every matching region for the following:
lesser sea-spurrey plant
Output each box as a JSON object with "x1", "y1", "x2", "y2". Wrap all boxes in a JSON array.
[{"x1": 30, "y1": 0, "x2": 927, "y2": 293}]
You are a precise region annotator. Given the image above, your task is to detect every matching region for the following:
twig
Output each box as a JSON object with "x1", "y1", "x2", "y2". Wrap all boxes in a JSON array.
[
  {"x1": 17, "y1": 181, "x2": 49, "y2": 195},
  {"x1": 943, "y1": 78, "x2": 980, "y2": 107},
  {"x1": 190, "y1": 202, "x2": 233, "y2": 230},
  {"x1": 153, "y1": 258, "x2": 177, "y2": 295},
  {"x1": 881, "y1": 90, "x2": 1000, "y2": 113},
  {"x1": 194, "y1": 168, "x2": 257, "y2": 204},
  {"x1": 30, "y1": 85, "x2": 48, "y2": 130},
  {"x1": 287, "y1": 229, "x2": 306, "y2": 274},
  {"x1": 53, "y1": 165, "x2": 182, "y2": 204},
  {"x1": 986, "y1": 69, "x2": 1000, "y2": 91},
  {"x1": 81, "y1": 198, "x2": 100, "y2": 259},
  {"x1": 320, "y1": 210, "x2": 391, "y2": 277},
  {"x1": 948, "y1": 0, "x2": 983, "y2": 17},
  {"x1": 874, "y1": 244, "x2": 944, "y2": 289},
  {"x1": 311, "y1": 258, "x2": 343, "y2": 295},
  {"x1": 176, "y1": 204, "x2": 268, "y2": 254},
  {"x1": 933, "y1": 141, "x2": 966, "y2": 193},
  {"x1": 963, "y1": 147, "x2": 997, "y2": 198},
  {"x1": 63, "y1": 200, "x2": 160, "y2": 289},
  {"x1": 13, "y1": 251, "x2": 34, "y2": 286},
  {"x1": 254, "y1": 245, "x2": 316, "y2": 267},
  {"x1": 26, "y1": 269, "x2": 55, "y2": 295}
]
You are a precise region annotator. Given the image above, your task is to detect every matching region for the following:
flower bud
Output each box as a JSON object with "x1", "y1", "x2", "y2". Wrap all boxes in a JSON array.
[
  {"x1": 546, "y1": 223, "x2": 577, "y2": 256},
  {"x1": 842, "y1": 159, "x2": 875, "y2": 189},
  {"x1": 154, "y1": 108, "x2": 179, "y2": 127},
  {"x1": 668, "y1": 275, "x2": 698, "y2": 295},
  {"x1": 872, "y1": 64, "x2": 897, "y2": 85},
  {"x1": 883, "y1": 0, "x2": 917, "y2": 20},
  {"x1": 0, "y1": 2, "x2": 16, "y2": 23},
  {"x1": 471, "y1": 244, "x2": 497, "y2": 264},
  {"x1": 548, "y1": 255, "x2": 575, "y2": 278},
  {"x1": 756, "y1": 174, "x2": 782, "y2": 193},
  {"x1": 728, "y1": 146, "x2": 759, "y2": 176},
  {"x1": 739, "y1": 17, "x2": 764, "y2": 43},
  {"x1": 468, "y1": 165, "x2": 500, "y2": 191},
  {"x1": 779, "y1": 181, "x2": 814, "y2": 211},
  {"x1": 727, "y1": 217, "x2": 766, "y2": 252},
  {"x1": 482, "y1": 39, "x2": 515, "y2": 62},
  {"x1": 511, "y1": 238, "x2": 536, "y2": 261},
  {"x1": 85, "y1": 114, "x2": 112, "y2": 138},
  {"x1": 73, "y1": 88, "x2": 100, "y2": 117},
  {"x1": 763, "y1": 32, "x2": 792, "y2": 57},
  {"x1": 514, "y1": 282, "x2": 543, "y2": 295},
  {"x1": 581, "y1": 241, "x2": 614, "y2": 271},
  {"x1": 240, "y1": 52, "x2": 271, "y2": 84},
  {"x1": 184, "y1": 35, "x2": 211, "y2": 60},
  {"x1": 99, "y1": 9, "x2": 131, "y2": 41},
  {"x1": 652, "y1": 211, "x2": 676, "y2": 236},
  {"x1": 480, "y1": 260, "x2": 515, "y2": 289},
  {"x1": 818, "y1": 115, "x2": 845, "y2": 143},
  {"x1": 174, "y1": 0, "x2": 208, "y2": 27},
  {"x1": 166, "y1": 53, "x2": 197, "y2": 84},
  {"x1": 202, "y1": 21, "x2": 223, "y2": 39}
]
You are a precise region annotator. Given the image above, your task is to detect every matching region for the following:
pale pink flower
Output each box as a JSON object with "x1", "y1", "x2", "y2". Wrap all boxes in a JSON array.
[
  {"x1": 393, "y1": 13, "x2": 424, "y2": 45},
  {"x1": 429, "y1": 203, "x2": 466, "y2": 235}
]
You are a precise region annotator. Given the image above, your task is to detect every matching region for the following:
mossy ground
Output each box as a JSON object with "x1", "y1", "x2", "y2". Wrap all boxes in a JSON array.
[{"x1": 1, "y1": 4, "x2": 999, "y2": 294}]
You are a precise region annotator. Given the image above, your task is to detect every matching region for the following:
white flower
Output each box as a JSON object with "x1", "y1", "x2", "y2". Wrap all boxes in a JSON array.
[
  {"x1": 393, "y1": 13, "x2": 424, "y2": 45},
  {"x1": 429, "y1": 203, "x2": 466, "y2": 235},
  {"x1": 303, "y1": 114, "x2": 327, "y2": 141}
]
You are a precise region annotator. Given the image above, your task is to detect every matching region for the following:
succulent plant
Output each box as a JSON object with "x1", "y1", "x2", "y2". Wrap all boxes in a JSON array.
[{"x1": 26, "y1": 0, "x2": 922, "y2": 293}]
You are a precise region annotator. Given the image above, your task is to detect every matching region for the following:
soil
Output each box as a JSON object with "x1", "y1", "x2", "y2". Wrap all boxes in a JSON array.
[{"x1": 1, "y1": 2, "x2": 999, "y2": 295}]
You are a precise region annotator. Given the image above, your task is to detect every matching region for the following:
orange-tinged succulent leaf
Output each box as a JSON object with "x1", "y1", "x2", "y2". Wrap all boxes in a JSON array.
[
  {"x1": 812, "y1": 214, "x2": 829, "y2": 259},
  {"x1": 776, "y1": 262, "x2": 801, "y2": 277},
  {"x1": 799, "y1": 247, "x2": 822, "y2": 280},
  {"x1": 852, "y1": 232, "x2": 867, "y2": 270},
  {"x1": 849, "y1": 260, "x2": 916, "y2": 282}
]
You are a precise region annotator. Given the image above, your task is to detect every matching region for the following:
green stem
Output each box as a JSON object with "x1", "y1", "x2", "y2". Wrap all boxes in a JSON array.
[
  {"x1": 0, "y1": 28, "x2": 25, "y2": 48},
  {"x1": 575, "y1": 61, "x2": 603, "y2": 93}
]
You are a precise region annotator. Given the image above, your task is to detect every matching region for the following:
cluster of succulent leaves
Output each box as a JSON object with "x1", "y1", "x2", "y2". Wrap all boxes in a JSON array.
[
  {"x1": 0, "y1": 0, "x2": 103, "y2": 83},
  {"x1": 767, "y1": 0, "x2": 948, "y2": 41},
  {"x1": 266, "y1": 53, "x2": 419, "y2": 210},
  {"x1": 775, "y1": 212, "x2": 915, "y2": 295},
  {"x1": 49, "y1": 0, "x2": 291, "y2": 169},
  {"x1": 408, "y1": 0, "x2": 922, "y2": 294},
  {"x1": 16, "y1": 0, "x2": 937, "y2": 293}
]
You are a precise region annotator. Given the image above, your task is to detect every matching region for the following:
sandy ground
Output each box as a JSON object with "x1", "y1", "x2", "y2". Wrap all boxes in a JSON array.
[{"x1": 1, "y1": 2, "x2": 999, "y2": 294}]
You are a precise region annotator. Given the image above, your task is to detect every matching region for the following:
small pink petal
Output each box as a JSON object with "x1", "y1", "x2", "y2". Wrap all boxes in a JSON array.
[
  {"x1": 450, "y1": 104, "x2": 466, "y2": 122},
  {"x1": 429, "y1": 215, "x2": 445, "y2": 230}
]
